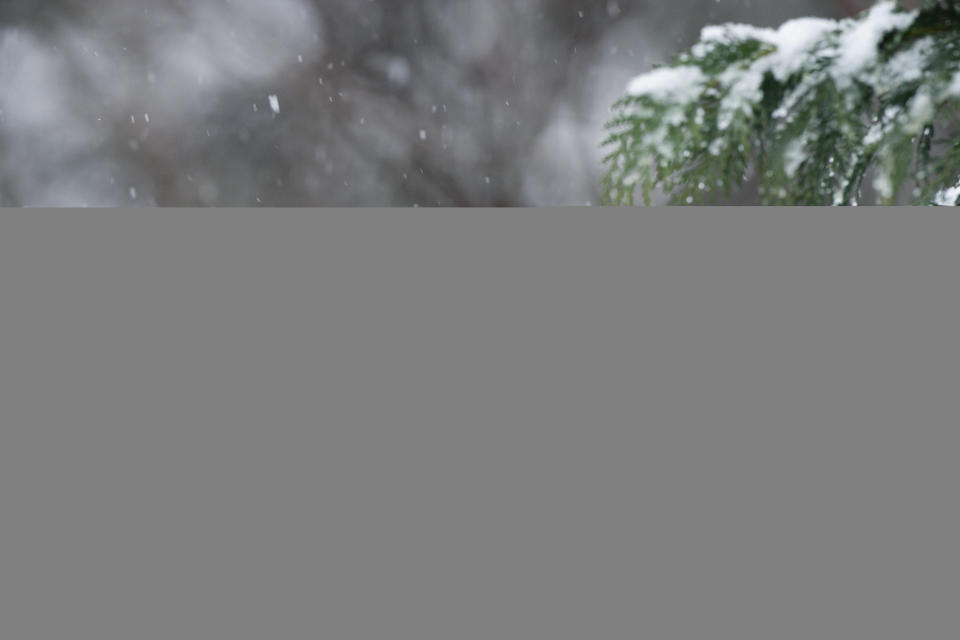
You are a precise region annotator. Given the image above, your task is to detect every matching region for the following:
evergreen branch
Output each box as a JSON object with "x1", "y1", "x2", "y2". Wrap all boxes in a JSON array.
[{"x1": 602, "y1": 0, "x2": 960, "y2": 205}]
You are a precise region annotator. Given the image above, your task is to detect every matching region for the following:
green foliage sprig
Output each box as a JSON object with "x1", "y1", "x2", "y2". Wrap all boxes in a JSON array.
[{"x1": 602, "y1": 0, "x2": 960, "y2": 205}]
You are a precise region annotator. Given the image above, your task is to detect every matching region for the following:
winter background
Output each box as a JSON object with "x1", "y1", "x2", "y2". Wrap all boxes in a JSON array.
[{"x1": 0, "y1": 0, "x2": 910, "y2": 206}]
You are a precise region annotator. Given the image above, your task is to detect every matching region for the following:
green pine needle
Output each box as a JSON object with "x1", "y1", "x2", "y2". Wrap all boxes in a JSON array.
[{"x1": 602, "y1": 0, "x2": 960, "y2": 205}]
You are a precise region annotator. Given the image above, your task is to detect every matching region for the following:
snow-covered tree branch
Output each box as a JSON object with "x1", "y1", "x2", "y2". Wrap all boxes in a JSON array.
[{"x1": 602, "y1": 0, "x2": 960, "y2": 205}]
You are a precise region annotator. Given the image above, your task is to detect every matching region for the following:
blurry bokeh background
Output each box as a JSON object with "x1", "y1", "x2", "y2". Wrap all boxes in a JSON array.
[{"x1": 0, "y1": 0, "x2": 895, "y2": 205}]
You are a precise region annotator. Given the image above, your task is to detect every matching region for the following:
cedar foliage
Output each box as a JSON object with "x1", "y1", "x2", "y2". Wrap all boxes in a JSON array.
[{"x1": 602, "y1": 0, "x2": 960, "y2": 205}]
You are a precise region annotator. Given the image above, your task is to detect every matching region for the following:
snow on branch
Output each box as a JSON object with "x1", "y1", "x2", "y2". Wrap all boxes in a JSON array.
[{"x1": 602, "y1": 0, "x2": 960, "y2": 205}]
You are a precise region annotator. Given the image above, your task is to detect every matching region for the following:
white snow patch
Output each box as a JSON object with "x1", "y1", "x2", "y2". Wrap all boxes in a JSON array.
[
  {"x1": 717, "y1": 65, "x2": 764, "y2": 130},
  {"x1": 644, "y1": 124, "x2": 674, "y2": 158},
  {"x1": 268, "y1": 94, "x2": 280, "y2": 113},
  {"x1": 879, "y1": 37, "x2": 933, "y2": 90},
  {"x1": 873, "y1": 168, "x2": 895, "y2": 201},
  {"x1": 831, "y1": 1, "x2": 916, "y2": 86},
  {"x1": 904, "y1": 90, "x2": 935, "y2": 135},
  {"x1": 664, "y1": 108, "x2": 686, "y2": 126},
  {"x1": 863, "y1": 105, "x2": 902, "y2": 147},
  {"x1": 767, "y1": 18, "x2": 837, "y2": 81},
  {"x1": 783, "y1": 137, "x2": 807, "y2": 178},
  {"x1": 626, "y1": 66, "x2": 705, "y2": 103},
  {"x1": 948, "y1": 71, "x2": 960, "y2": 97},
  {"x1": 698, "y1": 23, "x2": 772, "y2": 50},
  {"x1": 933, "y1": 181, "x2": 960, "y2": 206}
]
